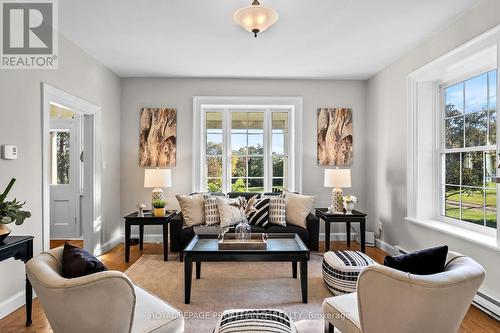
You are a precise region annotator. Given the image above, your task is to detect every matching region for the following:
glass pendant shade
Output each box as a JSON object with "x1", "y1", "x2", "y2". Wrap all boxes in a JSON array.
[{"x1": 233, "y1": 0, "x2": 278, "y2": 37}]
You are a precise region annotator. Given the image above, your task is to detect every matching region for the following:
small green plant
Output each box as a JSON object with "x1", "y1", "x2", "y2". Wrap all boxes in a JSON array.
[
  {"x1": 0, "y1": 179, "x2": 31, "y2": 225},
  {"x1": 152, "y1": 199, "x2": 166, "y2": 209}
]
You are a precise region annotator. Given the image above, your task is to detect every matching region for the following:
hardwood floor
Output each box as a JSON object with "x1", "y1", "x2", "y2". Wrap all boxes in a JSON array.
[{"x1": 0, "y1": 241, "x2": 498, "y2": 332}]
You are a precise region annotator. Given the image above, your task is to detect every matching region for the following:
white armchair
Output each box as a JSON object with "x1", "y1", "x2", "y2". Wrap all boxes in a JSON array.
[
  {"x1": 323, "y1": 251, "x2": 485, "y2": 333},
  {"x1": 26, "y1": 247, "x2": 184, "y2": 333}
]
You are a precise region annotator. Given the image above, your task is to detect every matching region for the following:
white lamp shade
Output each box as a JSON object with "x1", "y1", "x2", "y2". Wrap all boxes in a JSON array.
[
  {"x1": 324, "y1": 169, "x2": 351, "y2": 188},
  {"x1": 233, "y1": 3, "x2": 278, "y2": 35},
  {"x1": 144, "y1": 169, "x2": 172, "y2": 188}
]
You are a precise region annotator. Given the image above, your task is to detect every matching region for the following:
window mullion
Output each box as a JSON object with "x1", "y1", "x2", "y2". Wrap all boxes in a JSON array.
[
  {"x1": 264, "y1": 108, "x2": 272, "y2": 192},
  {"x1": 224, "y1": 108, "x2": 231, "y2": 193}
]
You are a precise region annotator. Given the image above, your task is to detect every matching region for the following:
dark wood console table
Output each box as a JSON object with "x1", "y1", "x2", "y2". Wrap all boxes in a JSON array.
[
  {"x1": 0, "y1": 236, "x2": 34, "y2": 326},
  {"x1": 315, "y1": 208, "x2": 366, "y2": 253}
]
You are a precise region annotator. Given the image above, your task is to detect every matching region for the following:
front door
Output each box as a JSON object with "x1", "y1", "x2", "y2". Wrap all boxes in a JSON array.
[{"x1": 49, "y1": 118, "x2": 80, "y2": 238}]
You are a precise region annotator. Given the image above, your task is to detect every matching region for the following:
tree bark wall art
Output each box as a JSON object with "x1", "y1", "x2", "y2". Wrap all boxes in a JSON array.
[
  {"x1": 317, "y1": 107, "x2": 353, "y2": 166},
  {"x1": 139, "y1": 108, "x2": 177, "y2": 167}
]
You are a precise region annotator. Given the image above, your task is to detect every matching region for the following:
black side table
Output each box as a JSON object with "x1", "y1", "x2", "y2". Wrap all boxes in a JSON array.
[
  {"x1": 124, "y1": 210, "x2": 177, "y2": 262},
  {"x1": 315, "y1": 208, "x2": 367, "y2": 253},
  {"x1": 0, "y1": 236, "x2": 34, "y2": 326}
]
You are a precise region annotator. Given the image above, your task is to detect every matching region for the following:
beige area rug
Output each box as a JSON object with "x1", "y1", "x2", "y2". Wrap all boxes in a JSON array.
[{"x1": 125, "y1": 252, "x2": 333, "y2": 333}]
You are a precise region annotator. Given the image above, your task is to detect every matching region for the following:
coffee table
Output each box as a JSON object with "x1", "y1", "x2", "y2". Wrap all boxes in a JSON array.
[{"x1": 183, "y1": 233, "x2": 309, "y2": 304}]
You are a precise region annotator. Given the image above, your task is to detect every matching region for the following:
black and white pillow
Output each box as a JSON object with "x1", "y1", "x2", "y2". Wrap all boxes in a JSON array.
[
  {"x1": 204, "y1": 195, "x2": 220, "y2": 226},
  {"x1": 215, "y1": 309, "x2": 294, "y2": 333},
  {"x1": 248, "y1": 198, "x2": 270, "y2": 226},
  {"x1": 269, "y1": 196, "x2": 286, "y2": 226}
]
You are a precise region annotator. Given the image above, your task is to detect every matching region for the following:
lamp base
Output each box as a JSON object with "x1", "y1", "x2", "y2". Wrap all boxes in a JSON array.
[
  {"x1": 152, "y1": 188, "x2": 164, "y2": 201},
  {"x1": 328, "y1": 188, "x2": 344, "y2": 214}
]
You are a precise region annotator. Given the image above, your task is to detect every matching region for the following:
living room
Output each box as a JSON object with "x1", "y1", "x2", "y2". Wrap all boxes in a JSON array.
[{"x1": 0, "y1": 0, "x2": 499, "y2": 332}]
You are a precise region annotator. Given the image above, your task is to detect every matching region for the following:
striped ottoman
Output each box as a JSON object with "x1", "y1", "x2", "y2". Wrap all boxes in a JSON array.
[
  {"x1": 214, "y1": 309, "x2": 296, "y2": 333},
  {"x1": 322, "y1": 250, "x2": 375, "y2": 295}
]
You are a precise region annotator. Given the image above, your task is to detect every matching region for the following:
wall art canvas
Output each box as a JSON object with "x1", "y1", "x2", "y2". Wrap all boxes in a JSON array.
[
  {"x1": 317, "y1": 107, "x2": 353, "y2": 166},
  {"x1": 140, "y1": 108, "x2": 177, "y2": 167}
]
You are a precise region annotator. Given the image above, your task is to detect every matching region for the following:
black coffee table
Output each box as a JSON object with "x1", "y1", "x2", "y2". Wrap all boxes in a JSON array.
[{"x1": 183, "y1": 233, "x2": 309, "y2": 304}]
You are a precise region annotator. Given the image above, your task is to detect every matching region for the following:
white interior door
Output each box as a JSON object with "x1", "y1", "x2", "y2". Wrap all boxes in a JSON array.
[{"x1": 50, "y1": 118, "x2": 80, "y2": 238}]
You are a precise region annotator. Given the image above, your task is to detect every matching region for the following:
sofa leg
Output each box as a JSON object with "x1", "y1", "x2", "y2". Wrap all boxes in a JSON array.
[
  {"x1": 328, "y1": 323, "x2": 335, "y2": 333},
  {"x1": 179, "y1": 252, "x2": 183, "y2": 262}
]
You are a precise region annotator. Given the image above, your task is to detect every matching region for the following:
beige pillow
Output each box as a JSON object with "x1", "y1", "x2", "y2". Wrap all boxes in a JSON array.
[
  {"x1": 216, "y1": 197, "x2": 244, "y2": 228},
  {"x1": 285, "y1": 192, "x2": 315, "y2": 228},
  {"x1": 176, "y1": 194, "x2": 205, "y2": 228}
]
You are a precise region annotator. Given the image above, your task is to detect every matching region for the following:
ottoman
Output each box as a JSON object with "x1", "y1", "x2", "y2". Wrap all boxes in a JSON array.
[
  {"x1": 214, "y1": 309, "x2": 296, "y2": 333},
  {"x1": 322, "y1": 250, "x2": 375, "y2": 295}
]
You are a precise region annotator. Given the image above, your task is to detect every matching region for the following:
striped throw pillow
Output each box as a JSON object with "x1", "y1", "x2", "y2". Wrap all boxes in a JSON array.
[
  {"x1": 204, "y1": 195, "x2": 220, "y2": 226},
  {"x1": 269, "y1": 196, "x2": 287, "y2": 226},
  {"x1": 247, "y1": 198, "x2": 270, "y2": 226},
  {"x1": 215, "y1": 309, "x2": 295, "y2": 333}
]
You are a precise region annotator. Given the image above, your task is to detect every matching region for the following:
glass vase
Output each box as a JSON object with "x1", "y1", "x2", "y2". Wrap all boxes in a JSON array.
[{"x1": 235, "y1": 218, "x2": 252, "y2": 241}]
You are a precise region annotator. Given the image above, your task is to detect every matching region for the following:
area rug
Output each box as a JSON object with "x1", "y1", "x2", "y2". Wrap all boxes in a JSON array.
[{"x1": 125, "y1": 252, "x2": 333, "y2": 333}]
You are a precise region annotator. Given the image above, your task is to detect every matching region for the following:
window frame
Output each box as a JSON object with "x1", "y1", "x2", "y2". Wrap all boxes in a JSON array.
[
  {"x1": 437, "y1": 68, "x2": 498, "y2": 235},
  {"x1": 193, "y1": 97, "x2": 303, "y2": 194}
]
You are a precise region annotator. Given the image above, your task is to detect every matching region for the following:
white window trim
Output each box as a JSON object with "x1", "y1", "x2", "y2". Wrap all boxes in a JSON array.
[
  {"x1": 192, "y1": 96, "x2": 303, "y2": 194},
  {"x1": 406, "y1": 24, "x2": 500, "y2": 248}
]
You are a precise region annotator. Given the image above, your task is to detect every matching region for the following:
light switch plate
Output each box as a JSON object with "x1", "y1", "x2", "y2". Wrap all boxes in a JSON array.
[{"x1": 1, "y1": 145, "x2": 17, "y2": 160}]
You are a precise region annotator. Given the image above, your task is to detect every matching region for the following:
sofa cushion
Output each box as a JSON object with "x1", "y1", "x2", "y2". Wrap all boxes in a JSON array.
[
  {"x1": 61, "y1": 243, "x2": 107, "y2": 279},
  {"x1": 384, "y1": 245, "x2": 448, "y2": 275},
  {"x1": 323, "y1": 293, "x2": 361, "y2": 333},
  {"x1": 268, "y1": 196, "x2": 287, "y2": 226},
  {"x1": 265, "y1": 224, "x2": 309, "y2": 242},
  {"x1": 284, "y1": 191, "x2": 315, "y2": 228},
  {"x1": 203, "y1": 195, "x2": 220, "y2": 226},
  {"x1": 248, "y1": 198, "x2": 270, "y2": 227},
  {"x1": 176, "y1": 194, "x2": 205, "y2": 228}
]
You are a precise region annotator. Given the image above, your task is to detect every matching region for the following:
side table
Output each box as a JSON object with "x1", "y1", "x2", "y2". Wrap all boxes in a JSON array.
[
  {"x1": 124, "y1": 210, "x2": 177, "y2": 262},
  {"x1": 315, "y1": 208, "x2": 366, "y2": 253}
]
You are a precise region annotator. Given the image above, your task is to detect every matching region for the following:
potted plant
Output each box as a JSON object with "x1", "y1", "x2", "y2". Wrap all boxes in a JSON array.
[
  {"x1": 152, "y1": 199, "x2": 166, "y2": 217},
  {"x1": 342, "y1": 195, "x2": 358, "y2": 215},
  {"x1": 0, "y1": 179, "x2": 31, "y2": 241}
]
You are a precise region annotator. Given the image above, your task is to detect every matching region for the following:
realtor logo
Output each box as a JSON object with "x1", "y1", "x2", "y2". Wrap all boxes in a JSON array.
[{"x1": 1, "y1": 0, "x2": 58, "y2": 69}]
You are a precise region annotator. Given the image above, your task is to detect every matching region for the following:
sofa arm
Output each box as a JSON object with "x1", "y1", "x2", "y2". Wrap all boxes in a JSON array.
[
  {"x1": 306, "y1": 212, "x2": 320, "y2": 251},
  {"x1": 170, "y1": 212, "x2": 184, "y2": 252}
]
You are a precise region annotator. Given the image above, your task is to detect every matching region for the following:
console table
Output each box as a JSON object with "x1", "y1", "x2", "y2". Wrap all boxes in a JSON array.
[
  {"x1": 0, "y1": 236, "x2": 34, "y2": 326},
  {"x1": 124, "y1": 210, "x2": 177, "y2": 262},
  {"x1": 315, "y1": 208, "x2": 366, "y2": 253}
]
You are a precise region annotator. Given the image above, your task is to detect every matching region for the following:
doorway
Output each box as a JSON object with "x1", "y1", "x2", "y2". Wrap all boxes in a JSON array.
[{"x1": 42, "y1": 84, "x2": 102, "y2": 255}]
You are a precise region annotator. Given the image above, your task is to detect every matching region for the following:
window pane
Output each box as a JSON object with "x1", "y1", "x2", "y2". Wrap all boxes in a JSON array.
[
  {"x1": 50, "y1": 130, "x2": 70, "y2": 185},
  {"x1": 248, "y1": 157, "x2": 264, "y2": 177},
  {"x1": 461, "y1": 188, "x2": 485, "y2": 226},
  {"x1": 231, "y1": 157, "x2": 246, "y2": 177},
  {"x1": 445, "y1": 153, "x2": 460, "y2": 185},
  {"x1": 462, "y1": 152, "x2": 484, "y2": 187},
  {"x1": 206, "y1": 112, "x2": 222, "y2": 130},
  {"x1": 206, "y1": 157, "x2": 222, "y2": 178},
  {"x1": 248, "y1": 112, "x2": 264, "y2": 133},
  {"x1": 464, "y1": 111, "x2": 487, "y2": 147},
  {"x1": 486, "y1": 188, "x2": 496, "y2": 228},
  {"x1": 465, "y1": 73, "x2": 488, "y2": 114},
  {"x1": 248, "y1": 134, "x2": 264, "y2": 154},
  {"x1": 272, "y1": 178, "x2": 284, "y2": 191},
  {"x1": 231, "y1": 134, "x2": 247, "y2": 154},
  {"x1": 207, "y1": 134, "x2": 222, "y2": 155},
  {"x1": 207, "y1": 178, "x2": 222, "y2": 192},
  {"x1": 445, "y1": 116, "x2": 463, "y2": 148},
  {"x1": 272, "y1": 133, "x2": 285, "y2": 155},
  {"x1": 231, "y1": 112, "x2": 247, "y2": 131},
  {"x1": 489, "y1": 111, "x2": 496, "y2": 145},
  {"x1": 272, "y1": 112, "x2": 289, "y2": 134},
  {"x1": 248, "y1": 178, "x2": 264, "y2": 192},
  {"x1": 445, "y1": 83, "x2": 463, "y2": 117},
  {"x1": 444, "y1": 185, "x2": 460, "y2": 220},
  {"x1": 489, "y1": 70, "x2": 497, "y2": 111},
  {"x1": 272, "y1": 156, "x2": 288, "y2": 178},
  {"x1": 231, "y1": 178, "x2": 246, "y2": 192},
  {"x1": 485, "y1": 150, "x2": 497, "y2": 188}
]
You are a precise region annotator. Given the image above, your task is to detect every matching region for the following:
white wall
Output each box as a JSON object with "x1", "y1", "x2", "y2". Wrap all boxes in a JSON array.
[
  {"x1": 0, "y1": 35, "x2": 121, "y2": 316},
  {"x1": 121, "y1": 78, "x2": 367, "y2": 238},
  {"x1": 366, "y1": 0, "x2": 500, "y2": 300}
]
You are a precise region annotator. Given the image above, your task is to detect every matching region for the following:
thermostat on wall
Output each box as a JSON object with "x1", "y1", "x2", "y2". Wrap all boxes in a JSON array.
[{"x1": 1, "y1": 145, "x2": 17, "y2": 160}]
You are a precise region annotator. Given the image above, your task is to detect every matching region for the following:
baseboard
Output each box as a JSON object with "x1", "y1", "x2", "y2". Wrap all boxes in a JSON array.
[
  {"x1": 0, "y1": 289, "x2": 37, "y2": 320},
  {"x1": 97, "y1": 235, "x2": 123, "y2": 256},
  {"x1": 130, "y1": 233, "x2": 164, "y2": 243},
  {"x1": 319, "y1": 232, "x2": 357, "y2": 241},
  {"x1": 474, "y1": 290, "x2": 500, "y2": 321},
  {"x1": 375, "y1": 238, "x2": 396, "y2": 255}
]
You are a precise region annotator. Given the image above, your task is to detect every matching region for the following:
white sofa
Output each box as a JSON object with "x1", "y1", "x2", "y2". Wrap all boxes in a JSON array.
[
  {"x1": 323, "y1": 251, "x2": 485, "y2": 333},
  {"x1": 26, "y1": 247, "x2": 184, "y2": 333}
]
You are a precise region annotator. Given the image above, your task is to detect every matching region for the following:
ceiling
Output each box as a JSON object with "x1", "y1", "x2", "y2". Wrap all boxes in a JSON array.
[{"x1": 59, "y1": 0, "x2": 482, "y2": 79}]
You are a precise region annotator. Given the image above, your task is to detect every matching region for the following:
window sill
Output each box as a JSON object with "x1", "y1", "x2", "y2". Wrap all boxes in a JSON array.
[{"x1": 405, "y1": 217, "x2": 500, "y2": 252}]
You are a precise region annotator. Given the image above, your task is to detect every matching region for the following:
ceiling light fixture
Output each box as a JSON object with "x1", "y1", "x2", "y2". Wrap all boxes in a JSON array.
[{"x1": 233, "y1": 0, "x2": 278, "y2": 38}]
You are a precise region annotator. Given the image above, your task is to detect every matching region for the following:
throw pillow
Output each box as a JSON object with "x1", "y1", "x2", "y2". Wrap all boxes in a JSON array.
[
  {"x1": 204, "y1": 195, "x2": 220, "y2": 226},
  {"x1": 216, "y1": 197, "x2": 245, "y2": 228},
  {"x1": 176, "y1": 194, "x2": 205, "y2": 228},
  {"x1": 384, "y1": 245, "x2": 448, "y2": 275},
  {"x1": 284, "y1": 191, "x2": 315, "y2": 228},
  {"x1": 247, "y1": 198, "x2": 270, "y2": 226},
  {"x1": 62, "y1": 243, "x2": 107, "y2": 279},
  {"x1": 268, "y1": 196, "x2": 287, "y2": 226}
]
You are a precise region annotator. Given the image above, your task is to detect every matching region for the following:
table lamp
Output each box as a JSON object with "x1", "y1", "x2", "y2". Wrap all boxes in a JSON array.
[
  {"x1": 144, "y1": 168, "x2": 172, "y2": 204},
  {"x1": 324, "y1": 168, "x2": 351, "y2": 213}
]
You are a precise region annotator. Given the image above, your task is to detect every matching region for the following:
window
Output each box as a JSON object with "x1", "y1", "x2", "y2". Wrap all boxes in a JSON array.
[
  {"x1": 194, "y1": 97, "x2": 302, "y2": 194},
  {"x1": 441, "y1": 70, "x2": 497, "y2": 229},
  {"x1": 50, "y1": 130, "x2": 71, "y2": 185}
]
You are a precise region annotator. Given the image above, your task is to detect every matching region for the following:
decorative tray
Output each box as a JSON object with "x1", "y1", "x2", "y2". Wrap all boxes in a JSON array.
[{"x1": 218, "y1": 233, "x2": 267, "y2": 250}]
